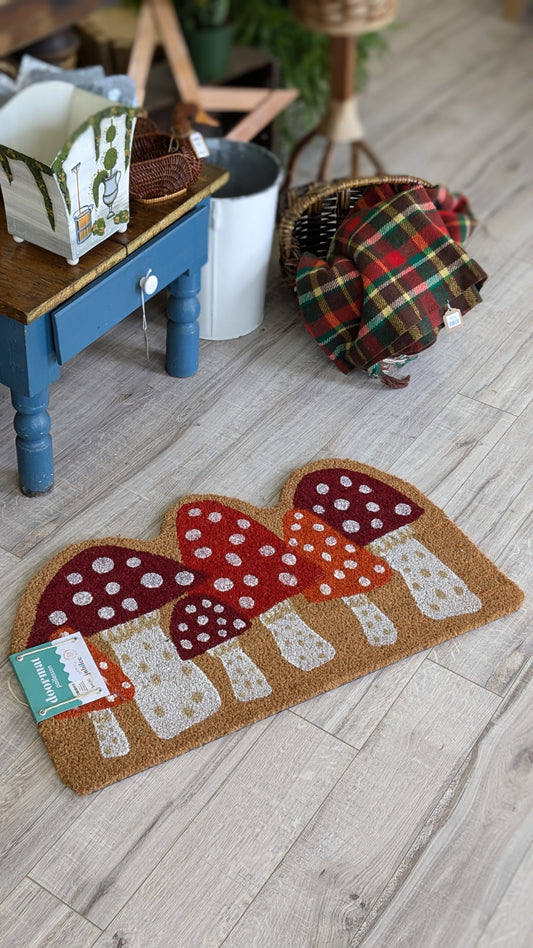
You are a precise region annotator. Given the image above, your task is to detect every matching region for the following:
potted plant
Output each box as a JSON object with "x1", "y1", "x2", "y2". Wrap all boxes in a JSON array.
[{"x1": 175, "y1": 0, "x2": 234, "y2": 81}]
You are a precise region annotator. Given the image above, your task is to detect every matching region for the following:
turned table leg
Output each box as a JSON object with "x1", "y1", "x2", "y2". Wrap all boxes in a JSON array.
[
  {"x1": 165, "y1": 267, "x2": 201, "y2": 378},
  {"x1": 11, "y1": 388, "x2": 54, "y2": 495}
]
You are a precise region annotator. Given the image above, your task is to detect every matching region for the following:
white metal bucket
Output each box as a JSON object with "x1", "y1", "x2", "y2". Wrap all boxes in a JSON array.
[{"x1": 199, "y1": 140, "x2": 282, "y2": 340}]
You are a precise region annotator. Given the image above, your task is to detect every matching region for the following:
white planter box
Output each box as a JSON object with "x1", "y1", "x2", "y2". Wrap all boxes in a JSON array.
[{"x1": 0, "y1": 81, "x2": 137, "y2": 264}]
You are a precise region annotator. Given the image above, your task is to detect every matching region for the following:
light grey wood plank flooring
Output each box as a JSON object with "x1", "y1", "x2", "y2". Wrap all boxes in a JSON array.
[{"x1": 1, "y1": 1, "x2": 531, "y2": 945}]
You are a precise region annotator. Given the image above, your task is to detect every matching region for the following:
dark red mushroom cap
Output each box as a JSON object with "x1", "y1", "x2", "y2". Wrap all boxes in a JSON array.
[
  {"x1": 176, "y1": 500, "x2": 323, "y2": 618},
  {"x1": 293, "y1": 468, "x2": 424, "y2": 546},
  {"x1": 170, "y1": 594, "x2": 251, "y2": 660},
  {"x1": 30, "y1": 544, "x2": 206, "y2": 648}
]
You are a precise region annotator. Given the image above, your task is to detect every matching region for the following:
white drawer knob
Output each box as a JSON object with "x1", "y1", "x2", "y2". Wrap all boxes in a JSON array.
[{"x1": 139, "y1": 270, "x2": 159, "y2": 296}]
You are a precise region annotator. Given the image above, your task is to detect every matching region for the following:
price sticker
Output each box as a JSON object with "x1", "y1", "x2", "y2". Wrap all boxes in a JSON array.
[
  {"x1": 188, "y1": 131, "x2": 210, "y2": 159},
  {"x1": 443, "y1": 306, "x2": 463, "y2": 331}
]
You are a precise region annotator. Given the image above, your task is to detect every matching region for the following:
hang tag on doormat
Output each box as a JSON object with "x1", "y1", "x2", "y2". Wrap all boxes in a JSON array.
[
  {"x1": 188, "y1": 131, "x2": 210, "y2": 159},
  {"x1": 443, "y1": 305, "x2": 464, "y2": 331}
]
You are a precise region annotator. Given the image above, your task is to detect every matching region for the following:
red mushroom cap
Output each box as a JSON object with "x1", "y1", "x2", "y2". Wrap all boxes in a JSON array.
[
  {"x1": 293, "y1": 468, "x2": 424, "y2": 546},
  {"x1": 30, "y1": 544, "x2": 206, "y2": 648},
  {"x1": 283, "y1": 508, "x2": 392, "y2": 602},
  {"x1": 170, "y1": 594, "x2": 251, "y2": 660},
  {"x1": 176, "y1": 500, "x2": 323, "y2": 618}
]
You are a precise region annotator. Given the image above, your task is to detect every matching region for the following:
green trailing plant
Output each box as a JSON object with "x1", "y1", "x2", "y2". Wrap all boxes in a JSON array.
[{"x1": 231, "y1": 0, "x2": 391, "y2": 149}]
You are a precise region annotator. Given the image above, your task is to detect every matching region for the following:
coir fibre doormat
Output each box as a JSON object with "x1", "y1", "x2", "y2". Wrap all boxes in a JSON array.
[{"x1": 11, "y1": 459, "x2": 524, "y2": 794}]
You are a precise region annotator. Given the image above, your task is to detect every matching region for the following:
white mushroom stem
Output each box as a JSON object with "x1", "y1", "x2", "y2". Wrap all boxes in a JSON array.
[
  {"x1": 89, "y1": 708, "x2": 130, "y2": 759},
  {"x1": 370, "y1": 525, "x2": 482, "y2": 619},
  {"x1": 342, "y1": 594, "x2": 398, "y2": 646},
  {"x1": 101, "y1": 611, "x2": 221, "y2": 739},
  {"x1": 211, "y1": 640, "x2": 272, "y2": 702},
  {"x1": 260, "y1": 600, "x2": 336, "y2": 671}
]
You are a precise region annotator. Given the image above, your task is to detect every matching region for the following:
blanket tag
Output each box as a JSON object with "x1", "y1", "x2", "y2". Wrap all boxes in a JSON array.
[
  {"x1": 444, "y1": 305, "x2": 463, "y2": 331},
  {"x1": 188, "y1": 131, "x2": 210, "y2": 159},
  {"x1": 9, "y1": 632, "x2": 109, "y2": 721}
]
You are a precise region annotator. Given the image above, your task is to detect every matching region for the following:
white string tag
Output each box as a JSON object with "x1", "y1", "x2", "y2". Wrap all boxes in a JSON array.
[{"x1": 140, "y1": 283, "x2": 150, "y2": 361}]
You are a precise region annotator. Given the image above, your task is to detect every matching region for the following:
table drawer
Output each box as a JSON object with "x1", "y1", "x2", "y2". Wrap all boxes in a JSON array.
[{"x1": 51, "y1": 203, "x2": 208, "y2": 364}]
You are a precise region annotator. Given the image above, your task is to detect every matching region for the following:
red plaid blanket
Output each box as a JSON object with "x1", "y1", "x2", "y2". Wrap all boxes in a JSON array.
[{"x1": 296, "y1": 182, "x2": 487, "y2": 385}]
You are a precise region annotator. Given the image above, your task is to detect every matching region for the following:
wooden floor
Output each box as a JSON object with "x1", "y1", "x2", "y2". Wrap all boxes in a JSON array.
[{"x1": 1, "y1": 0, "x2": 532, "y2": 944}]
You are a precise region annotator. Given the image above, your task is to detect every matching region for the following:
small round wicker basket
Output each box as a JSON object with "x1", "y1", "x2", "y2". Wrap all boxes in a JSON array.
[{"x1": 290, "y1": 0, "x2": 398, "y2": 35}]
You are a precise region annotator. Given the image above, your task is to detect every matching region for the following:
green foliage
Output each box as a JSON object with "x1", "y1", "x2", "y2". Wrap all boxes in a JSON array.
[
  {"x1": 103, "y1": 147, "x2": 118, "y2": 171},
  {"x1": 106, "y1": 124, "x2": 117, "y2": 143},
  {"x1": 230, "y1": 0, "x2": 391, "y2": 148},
  {"x1": 92, "y1": 170, "x2": 108, "y2": 206},
  {"x1": 92, "y1": 217, "x2": 106, "y2": 236}
]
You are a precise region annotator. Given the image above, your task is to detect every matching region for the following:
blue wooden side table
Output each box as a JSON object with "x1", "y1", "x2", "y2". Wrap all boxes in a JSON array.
[{"x1": 0, "y1": 164, "x2": 228, "y2": 496}]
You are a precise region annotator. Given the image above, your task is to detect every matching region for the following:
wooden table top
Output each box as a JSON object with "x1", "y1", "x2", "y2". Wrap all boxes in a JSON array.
[
  {"x1": 0, "y1": 0, "x2": 103, "y2": 56},
  {"x1": 0, "y1": 163, "x2": 228, "y2": 324}
]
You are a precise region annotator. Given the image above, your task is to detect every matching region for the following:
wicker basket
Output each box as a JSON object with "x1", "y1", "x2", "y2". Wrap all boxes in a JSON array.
[
  {"x1": 290, "y1": 0, "x2": 398, "y2": 35},
  {"x1": 130, "y1": 131, "x2": 205, "y2": 204},
  {"x1": 278, "y1": 174, "x2": 431, "y2": 286}
]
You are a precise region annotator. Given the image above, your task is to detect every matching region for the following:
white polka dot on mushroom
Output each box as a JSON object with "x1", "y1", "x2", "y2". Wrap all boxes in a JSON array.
[
  {"x1": 239, "y1": 596, "x2": 255, "y2": 609},
  {"x1": 279, "y1": 572, "x2": 298, "y2": 586},
  {"x1": 371, "y1": 519, "x2": 383, "y2": 530},
  {"x1": 208, "y1": 511, "x2": 222, "y2": 522},
  {"x1": 66, "y1": 572, "x2": 83, "y2": 585},
  {"x1": 244, "y1": 574, "x2": 258, "y2": 586},
  {"x1": 259, "y1": 545, "x2": 275, "y2": 556},
  {"x1": 342, "y1": 520, "x2": 360, "y2": 533},
  {"x1": 340, "y1": 475, "x2": 352, "y2": 487},
  {"x1": 316, "y1": 483, "x2": 329, "y2": 494},
  {"x1": 105, "y1": 582, "x2": 120, "y2": 595},
  {"x1": 282, "y1": 553, "x2": 297, "y2": 565},
  {"x1": 73, "y1": 591, "x2": 93, "y2": 606},
  {"x1": 229, "y1": 533, "x2": 246, "y2": 545},
  {"x1": 175, "y1": 571, "x2": 195, "y2": 585},
  {"x1": 395, "y1": 503, "x2": 412, "y2": 516},
  {"x1": 194, "y1": 547, "x2": 212, "y2": 559},
  {"x1": 185, "y1": 529, "x2": 202, "y2": 541},
  {"x1": 214, "y1": 578, "x2": 234, "y2": 591},
  {"x1": 49, "y1": 611, "x2": 68, "y2": 625},
  {"x1": 141, "y1": 572, "x2": 163, "y2": 588},
  {"x1": 126, "y1": 557, "x2": 141, "y2": 568},
  {"x1": 92, "y1": 557, "x2": 114, "y2": 573},
  {"x1": 226, "y1": 552, "x2": 242, "y2": 566},
  {"x1": 334, "y1": 498, "x2": 350, "y2": 511},
  {"x1": 98, "y1": 606, "x2": 115, "y2": 620},
  {"x1": 122, "y1": 598, "x2": 138, "y2": 611}
]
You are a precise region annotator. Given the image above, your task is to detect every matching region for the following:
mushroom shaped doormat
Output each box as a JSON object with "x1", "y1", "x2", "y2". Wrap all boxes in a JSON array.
[{"x1": 11, "y1": 460, "x2": 523, "y2": 794}]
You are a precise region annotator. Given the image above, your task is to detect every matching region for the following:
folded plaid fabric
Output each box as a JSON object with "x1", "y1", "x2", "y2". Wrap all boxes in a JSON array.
[{"x1": 296, "y1": 182, "x2": 487, "y2": 385}]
